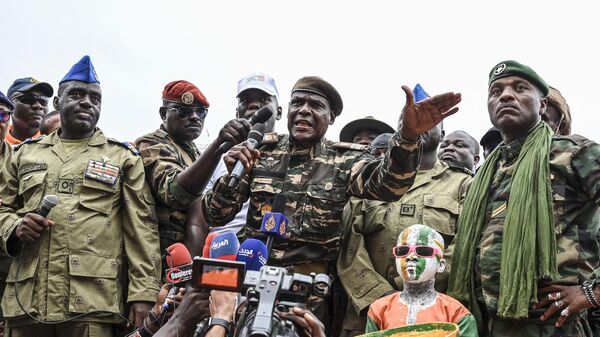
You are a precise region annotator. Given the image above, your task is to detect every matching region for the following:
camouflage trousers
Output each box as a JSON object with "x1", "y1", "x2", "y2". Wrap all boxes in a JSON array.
[
  {"x1": 5, "y1": 321, "x2": 114, "y2": 337},
  {"x1": 484, "y1": 314, "x2": 593, "y2": 337}
]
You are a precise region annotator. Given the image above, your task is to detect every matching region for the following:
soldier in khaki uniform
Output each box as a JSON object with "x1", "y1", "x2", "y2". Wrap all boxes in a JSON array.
[
  {"x1": 203, "y1": 76, "x2": 462, "y2": 333},
  {"x1": 0, "y1": 56, "x2": 161, "y2": 337},
  {"x1": 135, "y1": 80, "x2": 253, "y2": 259},
  {"x1": 337, "y1": 120, "x2": 472, "y2": 337}
]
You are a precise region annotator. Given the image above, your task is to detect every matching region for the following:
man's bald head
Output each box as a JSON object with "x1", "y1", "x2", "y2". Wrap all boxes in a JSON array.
[{"x1": 438, "y1": 130, "x2": 480, "y2": 172}]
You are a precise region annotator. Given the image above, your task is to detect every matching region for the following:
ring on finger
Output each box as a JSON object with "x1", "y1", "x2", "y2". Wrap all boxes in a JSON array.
[
  {"x1": 560, "y1": 307, "x2": 570, "y2": 317},
  {"x1": 554, "y1": 300, "x2": 564, "y2": 308}
]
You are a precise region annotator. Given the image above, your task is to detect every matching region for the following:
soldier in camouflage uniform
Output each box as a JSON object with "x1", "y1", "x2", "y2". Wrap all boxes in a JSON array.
[
  {"x1": 448, "y1": 60, "x2": 600, "y2": 337},
  {"x1": 135, "y1": 81, "x2": 252, "y2": 259},
  {"x1": 202, "y1": 76, "x2": 462, "y2": 331},
  {"x1": 0, "y1": 56, "x2": 161, "y2": 336},
  {"x1": 337, "y1": 121, "x2": 473, "y2": 337}
]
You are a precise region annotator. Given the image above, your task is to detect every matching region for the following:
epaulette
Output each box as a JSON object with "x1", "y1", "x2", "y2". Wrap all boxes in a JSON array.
[
  {"x1": 331, "y1": 141, "x2": 369, "y2": 152},
  {"x1": 13, "y1": 137, "x2": 44, "y2": 151},
  {"x1": 447, "y1": 165, "x2": 475, "y2": 176},
  {"x1": 107, "y1": 138, "x2": 140, "y2": 155},
  {"x1": 261, "y1": 132, "x2": 278, "y2": 144}
]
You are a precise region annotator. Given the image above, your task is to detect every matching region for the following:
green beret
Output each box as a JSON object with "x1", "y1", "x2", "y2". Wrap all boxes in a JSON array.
[
  {"x1": 291, "y1": 76, "x2": 343, "y2": 116},
  {"x1": 488, "y1": 60, "x2": 549, "y2": 96}
]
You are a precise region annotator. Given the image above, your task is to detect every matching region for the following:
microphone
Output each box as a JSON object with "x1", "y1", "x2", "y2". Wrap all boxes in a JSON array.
[
  {"x1": 202, "y1": 232, "x2": 218, "y2": 258},
  {"x1": 209, "y1": 231, "x2": 240, "y2": 261},
  {"x1": 38, "y1": 195, "x2": 59, "y2": 218},
  {"x1": 227, "y1": 124, "x2": 265, "y2": 188},
  {"x1": 236, "y1": 238, "x2": 268, "y2": 271},
  {"x1": 163, "y1": 243, "x2": 193, "y2": 313},
  {"x1": 216, "y1": 105, "x2": 273, "y2": 156},
  {"x1": 260, "y1": 193, "x2": 288, "y2": 261}
]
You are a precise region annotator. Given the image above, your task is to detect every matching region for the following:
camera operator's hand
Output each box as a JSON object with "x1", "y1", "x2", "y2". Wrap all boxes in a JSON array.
[
  {"x1": 279, "y1": 307, "x2": 326, "y2": 337},
  {"x1": 15, "y1": 213, "x2": 54, "y2": 242},
  {"x1": 153, "y1": 287, "x2": 211, "y2": 337},
  {"x1": 209, "y1": 290, "x2": 237, "y2": 321},
  {"x1": 151, "y1": 284, "x2": 186, "y2": 319}
]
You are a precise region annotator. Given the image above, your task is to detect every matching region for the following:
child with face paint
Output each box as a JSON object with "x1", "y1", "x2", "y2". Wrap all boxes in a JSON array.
[{"x1": 366, "y1": 225, "x2": 478, "y2": 336}]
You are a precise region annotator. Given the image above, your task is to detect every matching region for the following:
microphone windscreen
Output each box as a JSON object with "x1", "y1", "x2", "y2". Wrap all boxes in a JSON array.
[
  {"x1": 42, "y1": 195, "x2": 59, "y2": 209},
  {"x1": 236, "y1": 239, "x2": 268, "y2": 271},
  {"x1": 165, "y1": 243, "x2": 192, "y2": 268},
  {"x1": 247, "y1": 128, "x2": 264, "y2": 143},
  {"x1": 209, "y1": 231, "x2": 240, "y2": 261},
  {"x1": 249, "y1": 106, "x2": 273, "y2": 124},
  {"x1": 260, "y1": 212, "x2": 288, "y2": 240},
  {"x1": 202, "y1": 232, "x2": 218, "y2": 258}
]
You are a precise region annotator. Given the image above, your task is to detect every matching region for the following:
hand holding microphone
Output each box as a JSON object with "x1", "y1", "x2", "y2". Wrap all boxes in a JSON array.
[
  {"x1": 216, "y1": 105, "x2": 273, "y2": 156},
  {"x1": 224, "y1": 123, "x2": 265, "y2": 188},
  {"x1": 15, "y1": 195, "x2": 58, "y2": 242}
]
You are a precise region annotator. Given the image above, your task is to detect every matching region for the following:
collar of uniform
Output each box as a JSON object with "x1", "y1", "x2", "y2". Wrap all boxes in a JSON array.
[
  {"x1": 156, "y1": 124, "x2": 169, "y2": 139},
  {"x1": 158, "y1": 124, "x2": 197, "y2": 154},
  {"x1": 286, "y1": 136, "x2": 327, "y2": 157},
  {"x1": 430, "y1": 160, "x2": 449, "y2": 178},
  {"x1": 409, "y1": 160, "x2": 448, "y2": 191},
  {"x1": 38, "y1": 128, "x2": 106, "y2": 146}
]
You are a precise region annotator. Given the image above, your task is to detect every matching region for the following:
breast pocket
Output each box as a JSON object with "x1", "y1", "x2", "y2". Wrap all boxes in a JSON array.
[
  {"x1": 79, "y1": 178, "x2": 119, "y2": 215},
  {"x1": 422, "y1": 193, "x2": 460, "y2": 239},
  {"x1": 304, "y1": 183, "x2": 347, "y2": 238},
  {"x1": 17, "y1": 172, "x2": 47, "y2": 214}
]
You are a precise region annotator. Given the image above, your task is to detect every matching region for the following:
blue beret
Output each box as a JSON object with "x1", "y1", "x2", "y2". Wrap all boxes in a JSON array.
[
  {"x1": 0, "y1": 90, "x2": 14, "y2": 110},
  {"x1": 60, "y1": 55, "x2": 100, "y2": 84}
]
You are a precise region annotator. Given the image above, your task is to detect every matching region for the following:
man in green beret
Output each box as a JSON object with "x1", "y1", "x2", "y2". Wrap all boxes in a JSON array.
[
  {"x1": 339, "y1": 116, "x2": 394, "y2": 146},
  {"x1": 203, "y1": 75, "x2": 462, "y2": 331},
  {"x1": 448, "y1": 60, "x2": 600, "y2": 336}
]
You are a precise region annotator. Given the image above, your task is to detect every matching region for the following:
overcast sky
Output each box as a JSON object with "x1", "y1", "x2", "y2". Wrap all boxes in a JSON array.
[{"x1": 3, "y1": 1, "x2": 599, "y2": 148}]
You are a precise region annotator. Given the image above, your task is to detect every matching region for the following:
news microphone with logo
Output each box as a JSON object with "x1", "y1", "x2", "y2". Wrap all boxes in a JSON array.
[
  {"x1": 260, "y1": 193, "x2": 288, "y2": 261},
  {"x1": 38, "y1": 195, "x2": 59, "y2": 218},
  {"x1": 216, "y1": 105, "x2": 273, "y2": 156},
  {"x1": 228, "y1": 124, "x2": 265, "y2": 188},
  {"x1": 202, "y1": 232, "x2": 218, "y2": 258},
  {"x1": 209, "y1": 231, "x2": 240, "y2": 261},
  {"x1": 163, "y1": 243, "x2": 193, "y2": 313},
  {"x1": 236, "y1": 238, "x2": 268, "y2": 272}
]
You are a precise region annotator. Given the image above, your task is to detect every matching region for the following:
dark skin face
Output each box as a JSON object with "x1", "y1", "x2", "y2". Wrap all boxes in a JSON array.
[
  {"x1": 160, "y1": 103, "x2": 205, "y2": 144},
  {"x1": 40, "y1": 113, "x2": 61, "y2": 135},
  {"x1": 287, "y1": 92, "x2": 335, "y2": 148},
  {"x1": 55, "y1": 81, "x2": 102, "y2": 140},
  {"x1": 541, "y1": 103, "x2": 563, "y2": 133},
  {"x1": 488, "y1": 76, "x2": 547, "y2": 143},
  {"x1": 236, "y1": 89, "x2": 282, "y2": 133},
  {"x1": 352, "y1": 129, "x2": 379, "y2": 146},
  {"x1": 10, "y1": 90, "x2": 50, "y2": 140},
  {"x1": 483, "y1": 143, "x2": 499, "y2": 159},
  {"x1": 439, "y1": 131, "x2": 480, "y2": 171},
  {"x1": 0, "y1": 103, "x2": 12, "y2": 149}
]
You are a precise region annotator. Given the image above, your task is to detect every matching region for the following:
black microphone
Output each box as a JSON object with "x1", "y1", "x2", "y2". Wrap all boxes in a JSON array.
[
  {"x1": 216, "y1": 105, "x2": 273, "y2": 156},
  {"x1": 228, "y1": 124, "x2": 265, "y2": 188},
  {"x1": 38, "y1": 195, "x2": 58, "y2": 218}
]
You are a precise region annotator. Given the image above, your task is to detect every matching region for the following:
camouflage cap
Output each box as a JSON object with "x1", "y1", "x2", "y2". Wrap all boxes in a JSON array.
[
  {"x1": 291, "y1": 76, "x2": 343, "y2": 116},
  {"x1": 488, "y1": 60, "x2": 549, "y2": 96}
]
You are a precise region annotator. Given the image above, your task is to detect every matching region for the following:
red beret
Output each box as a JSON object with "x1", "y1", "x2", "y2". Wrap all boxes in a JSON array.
[{"x1": 162, "y1": 80, "x2": 209, "y2": 107}]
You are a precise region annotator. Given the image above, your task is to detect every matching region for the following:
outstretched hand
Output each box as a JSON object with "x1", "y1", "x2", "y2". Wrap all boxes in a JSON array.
[{"x1": 399, "y1": 85, "x2": 461, "y2": 141}]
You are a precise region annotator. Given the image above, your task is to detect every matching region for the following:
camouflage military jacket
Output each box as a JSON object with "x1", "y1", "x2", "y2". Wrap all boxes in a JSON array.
[
  {"x1": 476, "y1": 134, "x2": 600, "y2": 318},
  {"x1": 0, "y1": 129, "x2": 161, "y2": 323},
  {"x1": 135, "y1": 126, "x2": 201, "y2": 251},
  {"x1": 337, "y1": 160, "x2": 472, "y2": 332},
  {"x1": 203, "y1": 132, "x2": 421, "y2": 266}
]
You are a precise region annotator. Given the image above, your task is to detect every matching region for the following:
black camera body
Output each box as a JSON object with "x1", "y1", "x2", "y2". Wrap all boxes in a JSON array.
[{"x1": 236, "y1": 266, "x2": 330, "y2": 337}]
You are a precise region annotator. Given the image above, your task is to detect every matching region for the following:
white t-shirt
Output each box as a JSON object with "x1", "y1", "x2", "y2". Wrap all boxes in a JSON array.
[{"x1": 204, "y1": 157, "x2": 249, "y2": 233}]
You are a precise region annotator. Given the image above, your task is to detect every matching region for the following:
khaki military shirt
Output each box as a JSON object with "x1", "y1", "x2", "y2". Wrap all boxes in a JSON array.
[
  {"x1": 203, "y1": 132, "x2": 422, "y2": 266},
  {"x1": 337, "y1": 160, "x2": 471, "y2": 315},
  {"x1": 0, "y1": 129, "x2": 161, "y2": 323},
  {"x1": 135, "y1": 126, "x2": 200, "y2": 251}
]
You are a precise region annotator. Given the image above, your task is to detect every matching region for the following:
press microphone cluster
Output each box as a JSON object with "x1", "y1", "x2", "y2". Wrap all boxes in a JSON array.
[
  {"x1": 228, "y1": 123, "x2": 266, "y2": 188},
  {"x1": 259, "y1": 193, "x2": 288, "y2": 261},
  {"x1": 163, "y1": 243, "x2": 193, "y2": 313},
  {"x1": 216, "y1": 105, "x2": 273, "y2": 156}
]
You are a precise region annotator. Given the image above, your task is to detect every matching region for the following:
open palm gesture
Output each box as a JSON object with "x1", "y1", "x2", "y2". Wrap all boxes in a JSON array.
[{"x1": 399, "y1": 85, "x2": 461, "y2": 140}]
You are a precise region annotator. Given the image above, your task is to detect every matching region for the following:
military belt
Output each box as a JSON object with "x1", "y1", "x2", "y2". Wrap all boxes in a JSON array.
[{"x1": 159, "y1": 230, "x2": 185, "y2": 242}]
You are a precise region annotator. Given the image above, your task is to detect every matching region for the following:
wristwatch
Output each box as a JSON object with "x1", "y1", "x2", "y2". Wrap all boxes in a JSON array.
[
  {"x1": 582, "y1": 278, "x2": 600, "y2": 308},
  {"x1": 208, "y1": 317, "x2": 232, "y2": 334}
]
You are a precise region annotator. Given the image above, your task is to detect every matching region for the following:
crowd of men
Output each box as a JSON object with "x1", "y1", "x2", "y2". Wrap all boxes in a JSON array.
[{"x1": 0, "y1": 55, "x2": 597, "y2": 337}]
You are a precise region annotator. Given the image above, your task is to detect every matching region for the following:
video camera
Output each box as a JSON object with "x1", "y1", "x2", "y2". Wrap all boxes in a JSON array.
[{"x1": 191, "y1": 194, "x2": 331, "y2": 337}]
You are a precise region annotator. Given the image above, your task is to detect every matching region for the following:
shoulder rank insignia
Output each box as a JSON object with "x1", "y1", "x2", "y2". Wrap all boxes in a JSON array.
[
  {"x1": 13, "y1": 137, "x2": 44, "y2": 151},
  {"x1": 107, "y1": 138, "x2": 140, "y2": 156},
  {"x1": 447, "y1": 165, "x2": 475, "y2": 176},
  {"x1": 261, "y1": 132, "x2": 279, "y2": 144},
  {"x1": 85, "y1": 159, "x2": 120, "y2": 185}
]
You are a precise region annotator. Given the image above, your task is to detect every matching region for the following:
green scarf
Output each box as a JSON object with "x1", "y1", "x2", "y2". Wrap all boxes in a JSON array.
[{"x1": 448, "y1": 122, "x2": 559, "y2": 323}]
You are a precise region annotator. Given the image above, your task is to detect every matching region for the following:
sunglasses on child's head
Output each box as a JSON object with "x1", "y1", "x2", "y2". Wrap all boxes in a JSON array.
[{"x1": 392, "y1": 245, "x2": 442, "y2": 258}]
